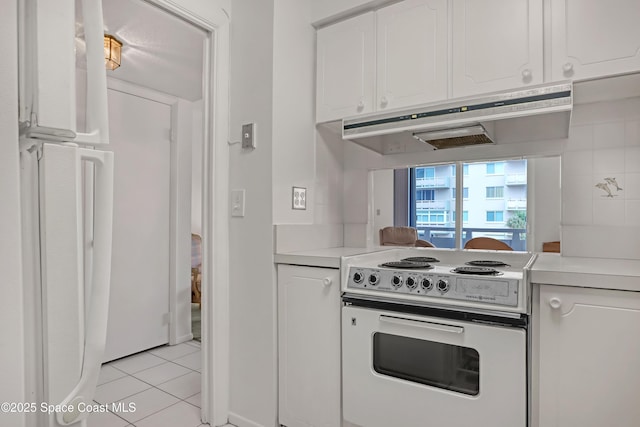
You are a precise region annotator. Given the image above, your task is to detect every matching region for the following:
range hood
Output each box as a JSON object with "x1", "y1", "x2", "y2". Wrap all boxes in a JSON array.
[{"x1": 342, "y1": 82, "x2": 572, "y2": 155}]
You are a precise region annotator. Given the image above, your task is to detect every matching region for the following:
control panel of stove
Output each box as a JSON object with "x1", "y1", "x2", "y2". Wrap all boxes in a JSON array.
[{"x1": 347, "y1": 267, "x2": 519, "y2": 307}]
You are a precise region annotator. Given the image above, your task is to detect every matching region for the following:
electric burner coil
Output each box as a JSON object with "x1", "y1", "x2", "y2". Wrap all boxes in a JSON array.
[
  {"x1": 401, "y1": 256, "x2": 440, "y2": 263},
  {"x1": 465, "y1": 260, "x2": 510, "y2": 267},
  {"x1": 379, "y1": 261, "x2": 433, "y2": 269},
  {"x1": 452, "y1": 266, "x2": 502, "y2": 276}
]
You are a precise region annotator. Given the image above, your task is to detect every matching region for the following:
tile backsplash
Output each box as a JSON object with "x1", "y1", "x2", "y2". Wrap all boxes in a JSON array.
[{"x1": 562, "y1": 97, "x2": 640, "y2": 259}]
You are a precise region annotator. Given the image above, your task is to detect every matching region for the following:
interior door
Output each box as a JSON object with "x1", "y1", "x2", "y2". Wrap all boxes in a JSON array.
[{"x1": 104, "y1": 88, "x2": 172, "y2": 361}]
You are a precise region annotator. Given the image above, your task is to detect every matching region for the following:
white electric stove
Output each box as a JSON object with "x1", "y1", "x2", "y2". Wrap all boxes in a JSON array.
[{"x1": 340, "y1": 247, "x2": 536, "y2": 427}]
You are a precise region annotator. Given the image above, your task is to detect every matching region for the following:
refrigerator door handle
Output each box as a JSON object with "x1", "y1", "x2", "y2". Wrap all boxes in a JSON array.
[
  {"x1": 74, "y1": 0, "x2": 110, "y2": 146},
  {"x1": 55, "y1": 148, "x2": 114, "y2": 426}
]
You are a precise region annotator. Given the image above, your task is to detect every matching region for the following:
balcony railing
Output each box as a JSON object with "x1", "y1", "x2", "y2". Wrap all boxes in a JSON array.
[
  {"x1": 505, "y1": 173, "x2": 527, "y2": 185},
  {"x1": 506, "y1": 199, "x2": 527, "y2": 210},
  {"x1": 416, "y1": 226, "x2": 527, "y2": 251},
  {"x1": 416, "y1": 200, "x2": 450, "y2": 210},
  {"x1": 416, "y1": 176, "x2": 450, "y2": 188}
]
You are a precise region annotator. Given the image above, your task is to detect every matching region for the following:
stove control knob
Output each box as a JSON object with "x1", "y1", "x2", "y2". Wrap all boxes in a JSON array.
[
  {"x1": 391, "y1": 275, "x2": 403, "y2": 289},
  {"x1": 368, "y1": 273, "x2": 380, "y2": 286},
  {"x1": 421, "y1": 278, "x2": 433, "y2": 291},
  {"x1": 353, "y1": 272, "x2": 364, "y2": 284},
  {"x1": 437, "y1": 279, "x2": 450, "y2": 293},
  {"x1": 406, "y1": 276, "x2": 417, "y2": 290}
]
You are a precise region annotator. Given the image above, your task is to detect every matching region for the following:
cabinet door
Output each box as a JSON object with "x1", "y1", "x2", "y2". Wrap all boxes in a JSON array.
[
  {"x1": 538, "y1": 285, "x2": 640, "y2": 427},
  {"x1": 376, "y1": 0, "x2": 448, "y2": 111},
  {"x1": 316, "y1": 13, "x2": 375, "y2": 123},
  {"x1": 278, "y1": 265, "x2": 341, "y2": 427},
  {"x1": 550, "y1": 0, "x2": 640, "y2": 81},
  {"x1": 451, "y1": 0, "x2": 542, "y2": 98}
]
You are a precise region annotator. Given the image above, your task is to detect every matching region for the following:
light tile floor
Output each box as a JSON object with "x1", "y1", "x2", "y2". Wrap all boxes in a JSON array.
[{"x1": 87, "y1": 340, "x2": 234, "y2": 427}]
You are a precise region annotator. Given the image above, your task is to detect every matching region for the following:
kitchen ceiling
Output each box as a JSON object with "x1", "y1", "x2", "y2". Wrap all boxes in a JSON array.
[{"x1": 75, "y1": 0, "x2": 206, "y2": 101}]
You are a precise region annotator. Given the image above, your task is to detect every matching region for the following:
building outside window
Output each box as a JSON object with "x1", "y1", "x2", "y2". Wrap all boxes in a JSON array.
[
  {"x1": 486, "y1": 162, "x2": 505, "y2": 175},
  {"x1": 486, "y1": 186, "x2": 504, "y2": 199},
  {"x1": 486, "y1": 210, "x2": 504, "y2": 222}
]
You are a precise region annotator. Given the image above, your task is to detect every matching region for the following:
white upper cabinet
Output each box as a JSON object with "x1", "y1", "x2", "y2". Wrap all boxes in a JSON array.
[
  {"x1": 452, "y1": 0, "x2": 543, "y2": 97},
  {"x1": 316, "y1": 13, "x2": 376, "y2": 123},
  {"x1": 550, "y1": 0, "x2": 640, "y2": 81},
  {"x1": 376, "y1": 0, "x2": 448, "y2": 110}
]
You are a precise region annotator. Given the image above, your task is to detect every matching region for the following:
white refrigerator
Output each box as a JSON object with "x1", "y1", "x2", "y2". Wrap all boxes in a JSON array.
[{"x1": 19, "y1": 0, "x2": 114, "y2": 426}]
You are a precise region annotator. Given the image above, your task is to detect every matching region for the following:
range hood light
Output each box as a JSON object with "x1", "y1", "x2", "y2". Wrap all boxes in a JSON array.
[{"x1": 413, "y1": 125, "x2": 487, "y2": 142}]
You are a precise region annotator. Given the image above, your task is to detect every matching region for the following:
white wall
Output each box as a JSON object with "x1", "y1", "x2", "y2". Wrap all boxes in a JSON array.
[
  {"x1": 560, "y1": 97, "x2": 640, "y2": 259},
  {"x1": 0, "y1": 2, "x2": 26, "y2": 426},
  {"x1": 228, "y1": 1, "x2": 277, "y2": 426},
  {"x1": 272, "y1": 0, "x2": 315, "y2": 225},
  {"x1": 191, "y1": 100, "x2": 203, "y2": 234},
  {"x1": 372, "y1": 169, "x2": 394, "y2": 244},
  {"x1": 531, "y1": 156, "x2": 561, "y2": 252}
]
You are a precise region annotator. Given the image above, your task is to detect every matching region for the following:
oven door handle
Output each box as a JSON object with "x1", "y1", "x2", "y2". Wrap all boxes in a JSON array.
[{"x1": 379, "y1": 315, "x2": 464, "y2": 334}]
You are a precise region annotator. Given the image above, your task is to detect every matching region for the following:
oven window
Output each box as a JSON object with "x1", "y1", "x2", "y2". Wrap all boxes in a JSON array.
[{"x1": 373, "y1": 333, "x2": 480, "y2": 395}]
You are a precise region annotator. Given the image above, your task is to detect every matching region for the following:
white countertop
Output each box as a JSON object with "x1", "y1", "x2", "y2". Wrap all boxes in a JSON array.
[
  {"x1": 531, "y1": 253, "x2": 640, "y2": 292},
  {"x1": 274, "y1": 247, "x2": 388, "y2": 268}
]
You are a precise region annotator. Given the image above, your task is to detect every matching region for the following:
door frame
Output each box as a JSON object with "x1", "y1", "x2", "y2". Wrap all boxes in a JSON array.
[{"x1": 145, "y1": 1, "x2": 230, "y2": 425}]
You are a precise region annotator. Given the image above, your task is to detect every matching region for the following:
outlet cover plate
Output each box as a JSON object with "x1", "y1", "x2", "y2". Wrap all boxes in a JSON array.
[
  {"x1": 231, "y1": 189, "x2": 245, "y2": 217},
  {"x1": 292, "y1": 187, "x2": 306, "y2": 210}
]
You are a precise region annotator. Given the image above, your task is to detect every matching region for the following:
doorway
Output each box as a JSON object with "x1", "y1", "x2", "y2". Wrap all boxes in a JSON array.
[{"x1": 80, "y1": 0, "x2": 230, "y2": 424}]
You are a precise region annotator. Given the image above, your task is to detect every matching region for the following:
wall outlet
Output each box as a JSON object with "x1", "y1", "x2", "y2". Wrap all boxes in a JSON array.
[
  {"x1": 231, "y1": 189, "x2": 245, "y2": 217},
  {"x1": 292, "y1": 187, "x2": 306, "y2": 210}
]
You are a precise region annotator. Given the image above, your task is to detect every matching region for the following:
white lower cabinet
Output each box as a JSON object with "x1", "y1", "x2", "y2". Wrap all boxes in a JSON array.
[
  {"x1": 277, "y1": 264, "x2": 341, "y2": 427},
  {"x1": 537, "y1": 285, "x2": 640, "y2": 427}
]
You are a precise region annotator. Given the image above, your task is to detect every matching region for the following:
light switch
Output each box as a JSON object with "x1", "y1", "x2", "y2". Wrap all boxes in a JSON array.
[
  {"x1": 292, "y1": 187, "x2": 306, "y2": 210},
  {"x1": 231, "y1": 189, "x2": 245, "y2": 217}
]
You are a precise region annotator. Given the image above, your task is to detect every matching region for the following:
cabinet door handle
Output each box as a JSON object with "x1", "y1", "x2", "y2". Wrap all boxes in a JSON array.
[
  {"x1": 380, "y1": 315, "x2": 464, "y2": 334},
  {"x1": 549, "y1": 297, "x2": 562, "y2": 309},
  {"x1": 357, "y1": 100, "x2": 365, "y2": 110},
  {"x1": 380, "y1": 96, "x2": 389, "y2": 107},
  {"x1": 322, "y1": 277, "x2": 333, "y2": 287},
  {"x1": 563, "y1": 62, "x2": 574, "y2": 76},
  {"x1": 522, "y1": 68, "x2": 532, "y2": 81}
]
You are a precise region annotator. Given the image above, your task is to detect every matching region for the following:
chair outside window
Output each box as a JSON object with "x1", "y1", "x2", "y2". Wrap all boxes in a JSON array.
[
  {"x1": 463, "y1": 237, "x2": 513, "y2": 251},
  {"x1": 379, "y1": 226, "x2": 435, "y2": 247}
]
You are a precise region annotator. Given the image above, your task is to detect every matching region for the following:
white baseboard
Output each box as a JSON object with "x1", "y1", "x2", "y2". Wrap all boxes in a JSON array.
[
  {"x1": 228, "y1": 412, "x2": 265, "y2": 427},
  {"x1": 174, "y1": 332, "x2": 194, "y2": 344}
]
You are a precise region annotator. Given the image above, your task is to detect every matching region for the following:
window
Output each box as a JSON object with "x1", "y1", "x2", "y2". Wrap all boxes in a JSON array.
[
  {"x1": 486, "y1": 211, "x2": 504, "y2": 222},
  {"x1": 416, "y1": 167, "x2": 435, "y2": 179},
  {"x1": 402, "y1": 159, "x2": 527, "y2": 250},
  {"x1": 453, "y1": 211, "x2": 469, "y2": 222},
  {"x1": 452, "y1": 188, "x2": 468, "y2": 199},
  {"x1": 416, "y1": 210, "x2": 446, "y2": 225},
  {"x1": 486, "y1": 186, "x2": 504, "y2": 199},
  {"x1": 486, "y1": 162, "x2": 505, "y2": 175},
  {"x1": 416, "y1": 189, "x2": 435, "y2": 201}
]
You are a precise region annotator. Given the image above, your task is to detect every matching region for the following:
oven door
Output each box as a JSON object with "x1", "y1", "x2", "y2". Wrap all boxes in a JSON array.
[{"x1": 342, "y1": 304, "x2": 526, "y2": 427}]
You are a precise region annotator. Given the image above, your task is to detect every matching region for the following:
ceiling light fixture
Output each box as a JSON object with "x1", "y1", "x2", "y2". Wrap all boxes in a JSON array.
[{"x1": 103, "y1": 34, "x2": 122, "y2": 70}]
